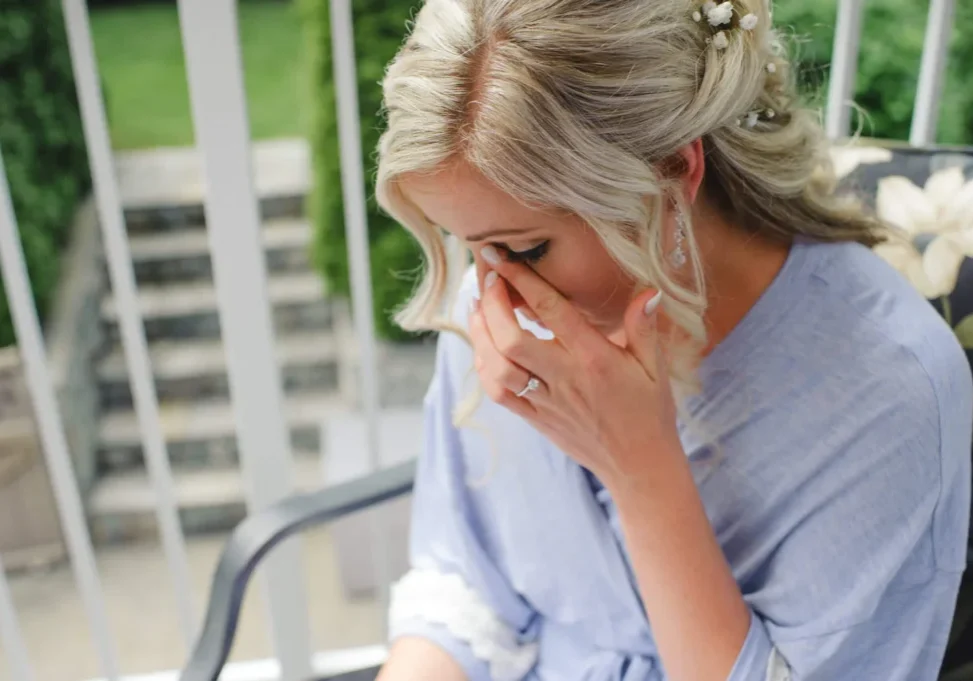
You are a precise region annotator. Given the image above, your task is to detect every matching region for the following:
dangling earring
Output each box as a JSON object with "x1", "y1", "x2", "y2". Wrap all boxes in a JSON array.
[{"x1": 670, "y1": 210, "x2": 688, "y2": 268}]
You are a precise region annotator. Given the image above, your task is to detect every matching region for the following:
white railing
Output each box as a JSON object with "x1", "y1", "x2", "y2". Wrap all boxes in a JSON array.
[
  {"x1": 826, "y1": 0, "x2": 953, "y2": 142},
  {"x1": 911, "y1": 0, "x2": 955, "y2": 146},
  {"x1": 62, "y1": 0, "x2": 197, "y2": 650},
  {"x1": 177, "y1": 3, "x2": 313, "y2": 678},
  {"x1": 0, "y1": 0, "x2": 959, "y2": 679}
]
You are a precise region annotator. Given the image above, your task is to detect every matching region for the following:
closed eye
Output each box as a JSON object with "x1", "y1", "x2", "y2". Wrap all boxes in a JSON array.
[{"x1": 501, "y1": 240, "x2": 550, "y2": 265}]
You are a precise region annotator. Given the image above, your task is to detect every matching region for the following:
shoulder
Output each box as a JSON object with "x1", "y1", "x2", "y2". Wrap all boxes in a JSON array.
[
  {"x1": 764, "y1": 241, "x2": 971, "y2": 571},
  {"x1": 805, "y1": 242, "x2": 971, "y2": 455}
]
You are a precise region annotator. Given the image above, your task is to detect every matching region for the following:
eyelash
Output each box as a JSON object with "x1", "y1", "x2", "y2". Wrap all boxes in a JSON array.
[{"x1": 501, "y1": 241, "x2": 550, "y2": 265}]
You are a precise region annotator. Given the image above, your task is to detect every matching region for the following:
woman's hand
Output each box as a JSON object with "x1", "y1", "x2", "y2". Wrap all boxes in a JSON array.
[{"x1": 468, "y1": 246, "x2": 684, "y2": 489}]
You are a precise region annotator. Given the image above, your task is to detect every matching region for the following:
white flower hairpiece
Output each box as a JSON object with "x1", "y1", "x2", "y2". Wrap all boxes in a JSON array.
[
  {"x1": 740, "y1": 13, "x2": 759, "y2": 30},
  {"x1": 713, "y1": 31, "x2": 730, "y2": 49},
  {"x1": 692, "y1": 10, "x2": 703, "y2": 22},
  {"x1": 737, "y1": 108, "x2": 776, "y2": 129},
  {"x1": 766, "y1": 62, "x2": 777, "y2": 73},
  {"x1": 707, "y1": 1, "x2": 734, "y2": 26}
]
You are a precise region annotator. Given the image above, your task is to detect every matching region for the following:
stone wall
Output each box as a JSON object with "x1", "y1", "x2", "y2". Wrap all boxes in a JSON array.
[
  {"x1": 45, "y1": 197, "x2": 107, "y2": 501},
  {"x1": 0, "y1": 197, "x2": 106, "y2": 572}
]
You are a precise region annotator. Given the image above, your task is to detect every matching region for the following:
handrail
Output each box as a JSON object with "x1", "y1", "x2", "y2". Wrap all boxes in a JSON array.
[{"x1": 179, "y1": 461, "x2": 417, "y2": 681}]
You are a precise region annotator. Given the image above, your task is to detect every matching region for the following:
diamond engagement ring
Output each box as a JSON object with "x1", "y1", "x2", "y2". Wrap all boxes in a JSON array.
[{"x1": 516, "y1": 375, "x2": 542, "y2": 398}]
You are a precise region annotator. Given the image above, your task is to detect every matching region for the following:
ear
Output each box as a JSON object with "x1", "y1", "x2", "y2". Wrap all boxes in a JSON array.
[{"x1": 674, "y1": 138, "x2": 706, "y2": 205}]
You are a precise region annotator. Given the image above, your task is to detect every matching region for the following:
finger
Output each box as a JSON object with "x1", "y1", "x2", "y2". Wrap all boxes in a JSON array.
[
  {"x1": 469, "y1": 309, "x2": 539, "y2": 412},
  {"x1": 623, "y1": 288, "x2": 663, "y2": 380},
  {"x1": 480, "y1": 271, "x2": 564, "y2": 376},
  {"x1": 480, "y1": 246, "x2": 601, "y2": 348}
]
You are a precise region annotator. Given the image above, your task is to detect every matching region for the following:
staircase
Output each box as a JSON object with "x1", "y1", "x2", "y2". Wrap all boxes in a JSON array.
[
  {"x1": 88, "y1": 141, "x2": 346, "y2": 542},
  {"x1": 87, "y1": 140, "x2": 437, "y2": 543}
]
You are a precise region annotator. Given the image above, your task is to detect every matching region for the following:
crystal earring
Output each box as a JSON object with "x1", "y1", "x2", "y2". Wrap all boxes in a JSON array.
[{"x1": 671, "y1": 210, "x2": 688, "y2": 268}]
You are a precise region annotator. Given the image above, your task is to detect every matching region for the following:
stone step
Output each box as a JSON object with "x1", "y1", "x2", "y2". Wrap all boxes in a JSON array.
[
  {"x1": 117, "y1": 138, "x2": 309, "y2": 233},
  {"x1": 122, "y1": 217, "x2": 312, "y2": 285},
  {"x1": 101, "y1": 271, "x2": 332, "y2": 342},
  {"x1": 89, "y1": 453, "x2": 324, "y2": 542},
  {"x1": 98, "y1": 390, "x2": 344, "y2": 471},
  {"x1": 97, "y1": 332, "x2": 340, "y2": 409}
]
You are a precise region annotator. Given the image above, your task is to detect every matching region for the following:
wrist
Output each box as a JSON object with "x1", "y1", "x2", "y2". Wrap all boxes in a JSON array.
[{"x1": 601, "y1": 438, "x2": 691, "y2": 507}]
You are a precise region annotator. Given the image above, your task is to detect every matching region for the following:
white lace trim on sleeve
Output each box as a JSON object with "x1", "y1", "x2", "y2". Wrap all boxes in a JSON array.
[
  {"x1": 766, "y1": 647, "x2": 792, "y2": 681},
  {"x1": 389, "y1": 568, "x2": 538, "y2": 681}
]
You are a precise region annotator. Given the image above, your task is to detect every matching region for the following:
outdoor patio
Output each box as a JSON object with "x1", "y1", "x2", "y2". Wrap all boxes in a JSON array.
[{"x1": 2, "y1": 527, "x2": 383, "y2": 681}]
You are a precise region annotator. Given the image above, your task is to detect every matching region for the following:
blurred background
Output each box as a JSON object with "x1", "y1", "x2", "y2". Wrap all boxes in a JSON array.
[{"x1": 0, "y1": 0, "x2": 969, "y2": 680}]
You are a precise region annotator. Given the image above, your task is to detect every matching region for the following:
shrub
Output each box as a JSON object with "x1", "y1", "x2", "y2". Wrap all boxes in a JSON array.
[
  {"x1": 302, "y1": 0, "x2": 422, "y2": 341},
  {"x1": 304, "y1": 0, "x2": 973, "y2": 341},
  {"x1": 0, "y1": 1, "x2": 91, "y2": 348}
]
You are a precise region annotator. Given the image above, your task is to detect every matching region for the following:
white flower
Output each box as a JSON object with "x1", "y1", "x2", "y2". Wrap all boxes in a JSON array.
[
  {"x1": 766, "y1": 62, "x2": 777, "y2": 73},
  {"x1": 745, "y1": 110, "x2": 760, "y2": 128},
  {"x1": 873, "y1": 167, "x2": 973, "y2": 298},
  {"x1": 707, "y1": 1, "x2": 734, "y2": 26},
  {"x1": 740, "y1": 13, "x2": 759, "y2": 30},
  {"x1": 829, "y1": 144, "x2": 892, "y2": 180},
  {"x1": 713, "y1": 31, "x2": 730, "y2": 49},
  {"x1": 692, "y1": 10, "x2": 702, "y2": 22}
]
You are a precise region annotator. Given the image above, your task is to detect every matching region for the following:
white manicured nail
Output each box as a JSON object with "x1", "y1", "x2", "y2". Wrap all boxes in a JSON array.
[
  {"x1": 643, "y1": 291, "x2": 662, "y2": 316},
  {"x1": 481, "y1": 246, "x2": 501, "y2": 266},
  {"x1": 484, "y1": 271, "x2": 498, "y2": 289}
]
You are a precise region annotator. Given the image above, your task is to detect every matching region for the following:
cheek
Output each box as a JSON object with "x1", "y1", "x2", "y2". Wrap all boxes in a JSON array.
[{"x1": 542, "y1": 234, "x2": 634, "y2": 322}]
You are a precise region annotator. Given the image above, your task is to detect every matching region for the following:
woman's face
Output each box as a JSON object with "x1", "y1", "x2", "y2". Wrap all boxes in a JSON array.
[{"x1": 400, "y1": 161, "x2": 636, "y2": 334}]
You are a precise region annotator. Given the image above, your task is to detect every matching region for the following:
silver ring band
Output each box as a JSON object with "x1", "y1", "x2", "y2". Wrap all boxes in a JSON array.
[{"x1": 515, "y1": 376, "x2": 541, "y2": 398}]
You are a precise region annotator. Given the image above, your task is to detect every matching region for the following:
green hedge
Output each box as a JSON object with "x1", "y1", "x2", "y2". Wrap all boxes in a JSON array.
[
  {"x1": 303, "y1": 0, "x2": 973, "y2": 341},
  {"x1": 0, "y1": 1, "x2": 90, "y2": 348},
  {"x1": 302, "y1": 0, "x2": 422, "y2": 341}
]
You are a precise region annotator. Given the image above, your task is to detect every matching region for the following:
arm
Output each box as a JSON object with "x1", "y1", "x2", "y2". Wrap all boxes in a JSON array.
[
  {"x1": 607, "y1": 389, "x2": 969, "y2": 681},
  {"x1": 384, "y1": 311, "x2": 539, "y2": 681},
  {"x1": 609, "y1": 445, "x2": 751, "y2": 681},
  {"x1": 378, "y1": 638, "x2": 469, "y2": 681}
]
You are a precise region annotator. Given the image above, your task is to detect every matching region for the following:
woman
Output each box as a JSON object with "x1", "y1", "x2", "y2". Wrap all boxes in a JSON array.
[{"x1": 373, "y1": 1, "x2": 972, "y2": 680}]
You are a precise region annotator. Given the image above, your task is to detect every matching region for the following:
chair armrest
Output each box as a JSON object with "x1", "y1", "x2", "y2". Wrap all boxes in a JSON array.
[{"x1": 180, "y1": 460, "x2": 417, "y2": 681}]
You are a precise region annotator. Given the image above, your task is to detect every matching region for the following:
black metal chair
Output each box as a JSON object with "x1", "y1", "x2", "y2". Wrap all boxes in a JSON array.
[{"x1": 179, "y1": 460, "x2": 416, "y2": 681}]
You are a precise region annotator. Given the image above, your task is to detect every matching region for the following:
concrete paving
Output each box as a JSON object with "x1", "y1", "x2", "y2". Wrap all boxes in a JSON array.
[{"x1": 1, "y1": 528, "x2": 385, "y2": 681}]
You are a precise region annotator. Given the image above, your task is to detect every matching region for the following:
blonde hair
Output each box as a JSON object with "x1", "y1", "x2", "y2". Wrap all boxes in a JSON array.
[{"x1": 376, "y1": 0, "x2": 884, "y2": 399}]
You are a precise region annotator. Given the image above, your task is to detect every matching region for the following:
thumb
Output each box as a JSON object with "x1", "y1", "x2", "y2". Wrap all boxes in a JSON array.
[{"x1": 624, "y1": 289, "x2": 663, "y2": 378}]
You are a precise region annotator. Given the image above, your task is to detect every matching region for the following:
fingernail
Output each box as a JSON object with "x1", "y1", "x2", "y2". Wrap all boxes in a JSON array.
[
  {"x1": 643, "y1": 291, "x2": 662, "y2": 316},
  {"x1": 481, "y1": 246, "x2": 501, "y2": 266},
  {"x1": 484, "y1": 271, "x2": 498, "y2": 289}
]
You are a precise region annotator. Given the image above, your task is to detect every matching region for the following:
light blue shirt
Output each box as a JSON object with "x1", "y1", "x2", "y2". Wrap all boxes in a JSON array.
[{"x1": 388, "y1": 240, "x2": 972, "y2": 681}]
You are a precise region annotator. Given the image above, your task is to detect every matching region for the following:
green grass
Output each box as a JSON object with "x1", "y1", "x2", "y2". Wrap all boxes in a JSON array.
[{"x1": 90, "y1": 0, "x2": 305, "y2": 149}]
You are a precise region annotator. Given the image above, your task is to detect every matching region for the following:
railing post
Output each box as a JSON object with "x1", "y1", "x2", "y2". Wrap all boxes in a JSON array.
[
  {"x1": 911, "y1": 0, "x2": 955, "y2": 146},
  {"x1": 0, "y1": 148, "x2": 118, "y2": 679},
  {"x1": 176, "y1": 2, "x2": 312, "y2": 679},
  {"x1": 826, "y1": 0, "x2": 866, "y2": 139},
  {"x1": 328, "y1": 0, "x2": 390, "y2": 632},
  {"x1": 62, "y1": 0, "x2": 196, "y2": 648}
]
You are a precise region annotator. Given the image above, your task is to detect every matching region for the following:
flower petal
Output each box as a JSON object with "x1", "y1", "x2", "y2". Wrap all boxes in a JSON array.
[
  {"x1": 920, "y1": 235, "x2": 966, "y2": 297},
  {"x1": 830, "y1": 145, "x2": 892, "y2": 180},
  {"x1": 876, "y1": 176, "x2": 936, "y2": 235},
  {"x1": 924, "y1": 167, "x2": 966, "y2": 221},
  {"x1": 940, "y1": 177, "x2": 973, "y2": 232},
  {"x1": 874, "y1": 240, "x2": 936, "y2": 296},
  {"x1": 873, "y1": 239, "x2": 918, "y2": 272}
]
